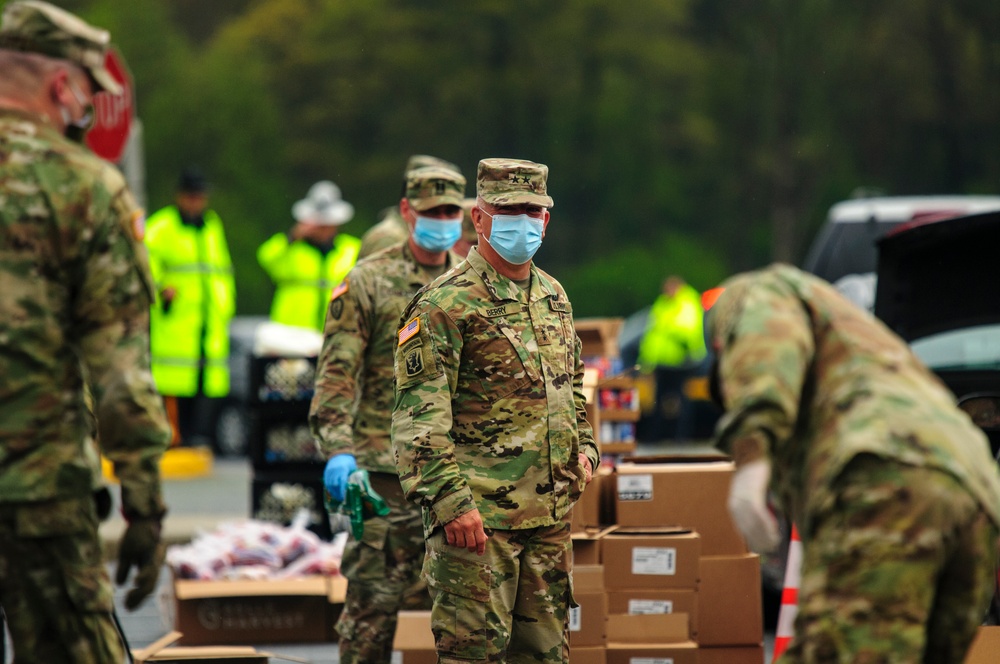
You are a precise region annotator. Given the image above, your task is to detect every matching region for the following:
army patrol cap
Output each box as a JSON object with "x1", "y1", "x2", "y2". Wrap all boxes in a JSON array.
[
  {"x1": 405, "y1": 154, "x2": 460, "y2": 178},
  {"x1": 405, "y1": 166, "x2": 466, "y2": 212},
  {"x1": 0, "y1": 1, "x2": 122, "y2": 94},
  {"x1": 477, "y1": 158, "x2": 554, "y2": 209}
]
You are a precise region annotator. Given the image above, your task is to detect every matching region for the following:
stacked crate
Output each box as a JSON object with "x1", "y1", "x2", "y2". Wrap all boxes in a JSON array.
[{"x1": 248, "y1": 355, "x2": 331, "y2": 540}]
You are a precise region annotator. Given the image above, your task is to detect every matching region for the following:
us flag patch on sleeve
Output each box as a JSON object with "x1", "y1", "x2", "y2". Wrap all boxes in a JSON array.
[
  {"x1": 330, "y1": 280, "x2": 349, "y2": 301},
  {"x1": 398, "y1": 317, "x2": 420, "y2": 345}
]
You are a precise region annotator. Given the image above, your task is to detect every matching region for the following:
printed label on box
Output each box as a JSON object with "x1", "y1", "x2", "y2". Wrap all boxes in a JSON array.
[
  {"x1": 569, "y1": 606, "x2": 581, "y2": 632},
  {"x1": 629, "y1": 659, "x2": 673, "y2": 664},
  {"x1": 631, "y1": 547, "x2": 676, "y2": 575},
  {"x1": 618, "y1": 474, "x2": 653, "y2": 501},
  {"x1": 628, "y1": 599, "x2": 674, "y2": 614}
]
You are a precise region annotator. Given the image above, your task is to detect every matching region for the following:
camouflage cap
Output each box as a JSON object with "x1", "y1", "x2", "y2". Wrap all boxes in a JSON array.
[
  {"x1": 405, "y1": 154, "x2": 460, "y2": 178},
  {"x1": 477, "y1": 158, "x2": 554, "y2": 209},
  {"x1": 0, "y1": 1, "x2": 121, "y2": 94},
  {"x1": 406, "y1": 166, "x2": 466, "y2": 212}
]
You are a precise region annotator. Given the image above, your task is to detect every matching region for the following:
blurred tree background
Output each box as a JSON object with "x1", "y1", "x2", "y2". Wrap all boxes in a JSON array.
[{"x1": 62, "y1": 0, "x2": 1000, "y2": 317}]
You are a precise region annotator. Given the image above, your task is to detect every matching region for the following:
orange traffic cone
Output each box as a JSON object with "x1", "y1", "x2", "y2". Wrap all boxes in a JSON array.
[{"x1": 772, "y1": 525, "x2": 803, "y2": 662}]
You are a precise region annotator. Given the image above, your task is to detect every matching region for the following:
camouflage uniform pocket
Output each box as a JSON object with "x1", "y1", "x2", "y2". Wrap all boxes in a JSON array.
[
  {"x1": 426, "y1": 549, "x2": 493, "y2": 660},
  {"x1": 15, "y1": 496, "x2": 95, "y2": 537}
]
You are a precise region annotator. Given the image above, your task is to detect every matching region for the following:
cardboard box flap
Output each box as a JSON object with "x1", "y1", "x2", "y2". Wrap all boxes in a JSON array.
[
  {"x1": 328, "y1": 575, "x2": 348, "y2": 603},
  {"x1": 965, "y1": 626, "x2": 1000, "y2": 664},
  {"x1": 132, "y1": 631, "x2": 306, "y2": 663},
  {"x1": 606, "y1": 613, "x2": 689, "y2": 644},
  {"x1": 572, "y1": 565, "x2": 604, "y2": 592},
  {"x1": 617, "y1": 458, "x2": 732, "y2": 472},
  {"x1": 606, "y1": 525, "x2": 693, "y2": 537},
  {"x1": 173, "y1": 577, "x2": 328, "y2": 600},
  {"x1": 572, "y1": 525, "x2": 617, "y2": 541},
  {"x1": 393, "y1": 611, "x2": 436, "y2": 650}
]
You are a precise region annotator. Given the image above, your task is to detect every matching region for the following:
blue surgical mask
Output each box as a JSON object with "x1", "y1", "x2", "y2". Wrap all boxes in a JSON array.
[
  {"x1": 413, "y1": 214, "x2": 462, "y2": 252},
  {"x1": 480, "y1": 209, "x2": 545, "y2": 265}
]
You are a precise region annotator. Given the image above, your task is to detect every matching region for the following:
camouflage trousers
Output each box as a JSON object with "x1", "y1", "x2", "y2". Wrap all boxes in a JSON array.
[
  {"x1": 780, "y1": 454, "x2": 999, "y2": 664},
  {"x1": 0, "y1": 495, "x2": 123, "y2": 663},
  {"x1": 423, "y1": 512, "x2": 573, "y2": 664},
  {"x1": 337, "y1": 472, "x2": 430, "y2": 664}
]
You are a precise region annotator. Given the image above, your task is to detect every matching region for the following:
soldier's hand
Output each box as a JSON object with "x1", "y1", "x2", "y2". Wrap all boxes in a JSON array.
[
  {"x1": 579, "y1": 452, "x2": 593, "y2": 484},
  {"x1": 728, "y1": 459, "x2": 780, "y2": 554},
  {"x1": 444, "y1": 509, "x2": 488, "y2": 555},
  {"x1": 115, "y1": 517, "x2": 165, "y2": 610}
]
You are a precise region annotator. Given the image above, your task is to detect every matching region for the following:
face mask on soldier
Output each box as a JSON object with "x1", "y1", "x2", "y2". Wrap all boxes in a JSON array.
[{"x1": 60, "y1": 77, "x2": 95, "y2": 142}]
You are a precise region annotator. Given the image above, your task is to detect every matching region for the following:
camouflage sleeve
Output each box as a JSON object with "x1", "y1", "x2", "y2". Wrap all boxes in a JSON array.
[
  {"x1": 391, "y1": 302, "x2": 476, "y2": 524},
  {"x1": 572, "y1": 332, "x2": 600, "y2": 472},
  {"x1": 76, "y1": 181, "x2": 170, "y2": 520},
  {"x1": 310, "y1": 275, "x2": 368, "y2": 458},
  {"x1": 714, "y1": 282, "x2": 814, "y2": 466}
]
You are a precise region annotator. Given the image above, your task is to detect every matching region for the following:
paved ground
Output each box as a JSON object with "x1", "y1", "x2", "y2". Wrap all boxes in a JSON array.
[{"x1": 5, "y1": 447, "x2": 776, "y2": 663}]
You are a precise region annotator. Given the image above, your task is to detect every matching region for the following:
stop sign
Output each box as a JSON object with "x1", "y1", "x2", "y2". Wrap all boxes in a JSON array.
[{"x1": 85, "y1": 48, "x2": 134, "y2": 163}]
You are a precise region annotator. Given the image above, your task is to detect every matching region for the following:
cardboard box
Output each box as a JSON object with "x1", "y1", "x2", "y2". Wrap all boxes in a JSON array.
[
  {"x1": 173, "y1": 576, "x2": 342, "y2": 645},
  {"x1": 615, "y1": 456, "x2": 748, "y2": 555},
  {"x1": 965, "y1": 626, "x2": 1000, "y2": 664},
  {"x1": 393, "y1": 611, "x2": 436, "y2": 664},
  {"x1": 571, "y1": 646, "x2": 607, "y2": 664},
  {"x1": 572, "y1": 525, "x2": 615, "y2": 565},
  {"x1": 606, "y1": 589, "x2": 697, "y2": 638},
  {"x1": 571, "y1": 467, "x2": 606, "y2": 533},
  {"x1": 576, "y1": 318, "x2": 624, "y2": 360},
  {"x1": 605, "y1": 613, "x2": 698, "y2": 664},
  {"x1": 133, "y1": 632, "x2": 273, "y2": 663},
  {"x1": 570, "y1": 565, "x2": 607, "y2": 647},
  {"x1": 699, "y1": 645, "x2": 765, "y2": 664},
  {"x1": 602, "y1": 528, "x2": 701, "y2": 590},
  {"x1": 698, "y1": 554, "x2": 763, "y2": 646}
]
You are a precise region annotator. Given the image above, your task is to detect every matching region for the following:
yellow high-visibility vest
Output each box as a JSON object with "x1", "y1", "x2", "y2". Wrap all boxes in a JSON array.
[
  {"x1": 638, "y1": 283, "x2": 707, "y2": 368},
  {"x1": 145, "y1": 205, "x2": 235, "y2": 397},
  {"x1": 257, "y1": 232, "x2": 361, "y2": 331}
]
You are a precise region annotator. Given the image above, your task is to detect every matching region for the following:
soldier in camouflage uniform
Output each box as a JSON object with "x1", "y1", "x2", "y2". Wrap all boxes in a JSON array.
[
  {"x1": 310, "y1": 165, "x2": 468, "y2": 663},
  {"x1": 0, "y1": 2, "x2": 171, "y2": 662},
  {"x1": 358, "y1": 154, "x2": 461, "y2": 259},
  {"x1": 707, "y1": 263, "x2": 1000, "y2": 663},
  {"x1": 392, "y1": 159, "x2": 599, "y2": 664}
]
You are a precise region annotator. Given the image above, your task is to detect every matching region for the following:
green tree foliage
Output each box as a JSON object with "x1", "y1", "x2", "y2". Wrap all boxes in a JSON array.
[{"x1": 69, "y1": 0, "x2": 1000, "y2": 317}]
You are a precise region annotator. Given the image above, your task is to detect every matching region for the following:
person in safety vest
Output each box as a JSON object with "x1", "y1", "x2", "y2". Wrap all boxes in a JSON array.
[
  {"x1": 638, "y1": 275, "x2": 708, "y2": 442},
  {"x1": 145, "y1": 167, "x2": 236, "y2": 447},
  {"x1": 257, "y1": 180, "x2": 360, "y2": 331}
]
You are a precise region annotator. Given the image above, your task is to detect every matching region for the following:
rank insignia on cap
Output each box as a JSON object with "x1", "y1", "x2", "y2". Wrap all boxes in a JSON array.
[
  {"x1": 330, "y1": 280, "x2": 349, "y2": 301},
  {"x1": 398, "y1": 317, "x2": 420, "y2": 345}
]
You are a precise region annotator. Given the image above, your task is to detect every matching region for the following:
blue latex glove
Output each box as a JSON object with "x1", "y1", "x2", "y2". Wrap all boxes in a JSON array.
[{"x1": 324, "y1": 453, "x2": 358, "y2": 502}]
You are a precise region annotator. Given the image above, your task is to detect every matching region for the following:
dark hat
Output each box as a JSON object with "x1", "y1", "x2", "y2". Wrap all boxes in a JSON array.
[
  {"x1": 477, "y1": 158, "x2": 553, "y2": 208},
  {"x1": 178, "y1": 167, "x2": 208, "y2": 194},
  {"x1": 0, "y1": 1, "x2": 121, "y2": 94}
]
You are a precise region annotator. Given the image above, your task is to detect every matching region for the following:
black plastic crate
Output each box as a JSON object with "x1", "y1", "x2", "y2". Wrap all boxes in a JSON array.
[
  {"x1": 250, "y1": 356, "x2": 318, "y2": 404},
  {"x1": 251, "y1": 469, "x2": 332, "y2": 541},
  {"x1": 249, "y1": 406, "x2": 325, "y2": 471}
]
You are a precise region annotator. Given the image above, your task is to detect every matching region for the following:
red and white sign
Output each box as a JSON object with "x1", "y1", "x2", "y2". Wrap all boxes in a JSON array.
[{"x1": 85, "y1": 47, "x2": 134, "y2": 163}]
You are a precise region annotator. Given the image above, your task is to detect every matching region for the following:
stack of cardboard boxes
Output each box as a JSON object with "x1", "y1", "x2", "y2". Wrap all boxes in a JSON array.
[{"x1": 567, "y1": 454, "x2": 766, "y2": 663}]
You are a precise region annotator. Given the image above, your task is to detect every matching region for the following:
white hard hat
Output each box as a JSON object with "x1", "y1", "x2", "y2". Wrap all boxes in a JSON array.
[{"x1": 292, "y1": 181, "x2": 354, "y2": 226}]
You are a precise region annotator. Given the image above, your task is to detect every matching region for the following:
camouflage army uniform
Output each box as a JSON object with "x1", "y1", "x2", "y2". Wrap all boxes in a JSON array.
[
  {"x1": 392, "y1": 223, "x2": 599, "y2": 664},
  {"x1": 358, "y1": 209, "x2": 408, "y2": 260},
  {"x1": 709, "y1": 263, "x2": 1000, "y2": 663},
  {"x1": 310, "y1": 167, "x2": 466, "y2": 664},
  {"x1": 0, "y1": 104, "x2": 169, "y2": 663}
]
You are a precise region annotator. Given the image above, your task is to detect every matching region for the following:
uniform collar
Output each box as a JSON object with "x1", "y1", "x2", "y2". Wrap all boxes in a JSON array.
[{"x1": 466, "y1": 246, "x2": 556, "y2": 304}]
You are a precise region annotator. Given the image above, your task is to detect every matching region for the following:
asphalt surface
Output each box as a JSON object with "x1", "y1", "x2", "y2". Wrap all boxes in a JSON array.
[{"x1": 5, "y1": 448, "x2": 776, "y2": 663}]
